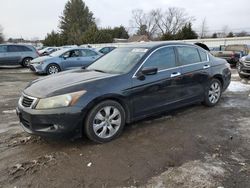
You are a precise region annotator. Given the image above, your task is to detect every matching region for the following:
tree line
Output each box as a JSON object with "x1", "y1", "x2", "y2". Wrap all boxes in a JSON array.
[{"x1": 44, "y1": 0, "x2": 198, "y2": 46}]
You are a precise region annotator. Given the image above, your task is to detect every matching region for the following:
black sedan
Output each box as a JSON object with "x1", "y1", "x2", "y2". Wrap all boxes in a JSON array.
[{"x1": 16, "y1": 42, "x2": 231, "y2": 143}]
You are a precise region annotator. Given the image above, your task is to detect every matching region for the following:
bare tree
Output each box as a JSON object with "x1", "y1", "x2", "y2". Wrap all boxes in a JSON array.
[
  {"x1": 200, "y1": 18, "x2": 208, "y2": 39},
  {"x1": 221, "y1": 25, "x2": 229, "y2": 38},
  {"x1": 0, "y1": 25, "x2": 4, "y2": 43},
  {"x1": 130, "y1": 9, "x2": 158, "y2": 39},
  {"x1": 153, "y1": 7, "x2": 193, "y2": 36}
]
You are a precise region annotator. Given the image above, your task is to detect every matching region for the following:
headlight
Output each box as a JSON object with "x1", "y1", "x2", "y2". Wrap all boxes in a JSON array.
[{"x1": 35, "y1": 90, "x2": 86, "y2": 109}]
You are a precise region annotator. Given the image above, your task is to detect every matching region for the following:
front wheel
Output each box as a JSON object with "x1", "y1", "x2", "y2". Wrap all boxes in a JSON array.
[
  {"x1": 203, "y1": 79, "x2": 222, "y2": 107},
  {"x1": 46, "y1": 64, "x2": 61, "y2": 75},
  {"x1": 84, "y1": 100, "x2": 126, "y2": 143}
]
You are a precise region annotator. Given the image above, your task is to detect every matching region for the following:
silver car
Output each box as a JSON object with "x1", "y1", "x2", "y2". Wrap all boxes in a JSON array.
[
  {"x1": 30, "y1": 48, "x2": 102, "y2": 75},
  {"x1": 0, "y1": 44, "x2": 39, "y2": 67}
]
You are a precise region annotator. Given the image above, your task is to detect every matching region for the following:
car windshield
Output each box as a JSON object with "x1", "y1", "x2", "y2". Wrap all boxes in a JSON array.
[
  {"x1": 87, "y1": 47, "x2": 148, "y2": 74},
  {"x1": 49, "y1": 49, "x2": 70, "y2": 57}
]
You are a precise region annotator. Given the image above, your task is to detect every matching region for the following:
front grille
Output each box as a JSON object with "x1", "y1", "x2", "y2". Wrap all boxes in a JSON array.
[
  {"x1": 22, "y1": 95, "x2": 34, "y2": 108},
  {"x1": 244, "y1": 61, "x2": 250, "y2": 67}
]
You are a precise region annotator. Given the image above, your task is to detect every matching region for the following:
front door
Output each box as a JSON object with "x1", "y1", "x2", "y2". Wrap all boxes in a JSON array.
[
  {"x1": 131, "y1": 46, "x2": 183, "y2": 118},
  {"x1": 62, "y1": 49, "x2": 82, "y2": 70}
]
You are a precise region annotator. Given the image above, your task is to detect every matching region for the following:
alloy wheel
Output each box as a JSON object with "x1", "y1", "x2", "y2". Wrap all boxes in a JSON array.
[
  {"x1": 48, "y1": 65, "x2": 59, "y2": 74},
  {"x1": 208, "y1": 82, "x2": 221, "y2": 104},
  {"x1": 93, "y1": 106, "x2": 121, "y2": 139}
]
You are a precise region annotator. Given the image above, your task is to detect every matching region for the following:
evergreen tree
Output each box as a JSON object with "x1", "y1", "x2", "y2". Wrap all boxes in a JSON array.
[
  {"x1": 212, "y1": 33, "x2": 218, "y2": 38},
  {"x1": 43, "y1": 31, "x2": 63, "y2": 46},
  {"x1": 227, "y1": 32, "x2": 234, "y2": 38},
  {"x1": 112, "y1": 26, "x2": 129, "y2": 39},
  {"x1": 59, "y1": 0, "x2": 95, "y2": 44},
  {"x1": 83, "y1": 26, "x2": 113, "y2": 44},
  {"x1": 175, "y1": 23, "x2": 198, "y2": 40}
]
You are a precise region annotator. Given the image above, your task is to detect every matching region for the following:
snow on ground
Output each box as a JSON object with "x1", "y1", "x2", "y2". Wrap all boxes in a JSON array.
[
  {"x1": 144, "y1": 156, "x2": 225, "y2": 188},
  {"x1": 227, "y1": 81, "x2": 250, "y2": 92}
]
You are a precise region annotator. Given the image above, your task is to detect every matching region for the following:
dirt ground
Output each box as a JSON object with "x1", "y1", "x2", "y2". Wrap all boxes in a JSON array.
[{"x1": 0, "y1": 67, "x2": 249, "y2": 188}]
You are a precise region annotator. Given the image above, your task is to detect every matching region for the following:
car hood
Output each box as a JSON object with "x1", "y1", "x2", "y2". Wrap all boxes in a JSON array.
[
  {"x1": 24, "y1": 69, "x2": 115, "y2": 98},
  {"x1": 31, "y1": 56, "x2": 54, "y2": 63},
  {"x1": 243, "y1": 55, "x2": 250, "y2": 61}
]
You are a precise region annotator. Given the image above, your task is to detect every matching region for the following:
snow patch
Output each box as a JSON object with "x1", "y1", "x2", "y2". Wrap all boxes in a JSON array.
[
  {"x1": 227, "y1": 81, "x2": 250, "y2": 92},
  {"x1": 145, "y1": 156, "x2": 225, "y2": 188}
]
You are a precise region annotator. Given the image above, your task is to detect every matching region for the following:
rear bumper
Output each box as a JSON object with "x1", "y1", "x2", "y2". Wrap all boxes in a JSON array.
[{"x1": 16, "y1": 105, "x2": 85, "y2": 138}]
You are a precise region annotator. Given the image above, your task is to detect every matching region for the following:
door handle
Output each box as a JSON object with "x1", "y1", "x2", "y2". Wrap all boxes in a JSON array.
[
  {"x1": 170, "y1": 72, "x2": 181, "y2": 78},
  {"x1": 203, "y1": 65, "x2": 210, "y2": 69}
]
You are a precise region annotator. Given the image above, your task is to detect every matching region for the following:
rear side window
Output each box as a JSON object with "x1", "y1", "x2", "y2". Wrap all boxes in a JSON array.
[
  {"x1": 143, "y1": 47, "x2": 176, "y2": 70},
  {"x1": 176, "y1": 46, "x2": 201, "y2": 65},
  {"x1": 198, "y1": 49, "x2": 208, "y2": 62},
  {"x1": 82, "y1": 49, "x2": 98, "y2": 57},
  {"x1": 20, "y1": 46, "x2": 32, "y2": 52},
  {"x1": 0, "y1": 45, "x2": 7, "y2": 53}
]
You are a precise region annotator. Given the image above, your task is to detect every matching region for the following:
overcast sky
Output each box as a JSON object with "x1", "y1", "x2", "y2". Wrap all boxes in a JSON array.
[{"x1": 0, "y1": 0, "x2": 249, "y2": 39}]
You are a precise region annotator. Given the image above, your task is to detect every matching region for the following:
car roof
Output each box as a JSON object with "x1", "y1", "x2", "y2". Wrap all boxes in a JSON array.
[{"x1": 118, "y1": 42, "x2": 197, "y2": 49}]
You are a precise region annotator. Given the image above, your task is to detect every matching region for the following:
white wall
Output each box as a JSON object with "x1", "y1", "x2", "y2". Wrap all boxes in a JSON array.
[{"x1": 90, "y1": 37, "x2": 250, "y2": 48}]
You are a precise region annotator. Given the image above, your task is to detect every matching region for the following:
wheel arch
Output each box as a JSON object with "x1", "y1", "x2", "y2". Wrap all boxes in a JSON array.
[
  {"x1": 84, "y1": 94, "x2": 132, "y2": 124},
  {"x1": 212, "y1": 74, "x2": 224, "y2": 88}
]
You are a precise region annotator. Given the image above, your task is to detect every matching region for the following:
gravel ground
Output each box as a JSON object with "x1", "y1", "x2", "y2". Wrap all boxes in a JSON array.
[{"x1": 0, "y1": 67, "x2": 249, "y2": 188}]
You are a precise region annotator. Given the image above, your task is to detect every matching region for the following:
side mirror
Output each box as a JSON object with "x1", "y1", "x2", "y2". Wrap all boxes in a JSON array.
[
  {"x1": 141, "y1": 67, "x2": 158, "y2": 75},
  {"x1": 136, "y1": 67, "x2": 158, "y2": 80}
]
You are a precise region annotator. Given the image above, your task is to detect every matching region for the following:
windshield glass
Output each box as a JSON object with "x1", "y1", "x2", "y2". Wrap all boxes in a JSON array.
[
  {"x1": 87, "y1": 47, "x2": 148, "y2": 74},
  {"x1": 49, "y1": 49, "x2": 70, "y2": 57}
]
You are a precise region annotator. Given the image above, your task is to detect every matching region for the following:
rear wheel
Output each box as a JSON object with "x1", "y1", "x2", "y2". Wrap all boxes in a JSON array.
[
  {"x1": 46, "y1": 64, "x2": 60, "y2": 75},
  {"x1": 84, "y1": 100, "x2": 126, "y2": 143},
  {"x1": 22, "y1": 57, "x2": 33, "y2": 67},
  {"x1": 203, "y1": 79, "x2": 222, "y2": 107}
]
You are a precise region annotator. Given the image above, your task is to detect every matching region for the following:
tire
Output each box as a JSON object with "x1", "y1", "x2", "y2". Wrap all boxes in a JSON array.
[
  {"x1": 46, "y1": 64, "x2": 61, "y2": 75},
  {"x1": 22, "y1": 57, "x2": 33, "y2": 67},
  {"x1": 84, "y1": 100, "x2": 126, "y2": 143},
  {"x1": 203, "y1": 79, "x2": 222, "y2": 107}
]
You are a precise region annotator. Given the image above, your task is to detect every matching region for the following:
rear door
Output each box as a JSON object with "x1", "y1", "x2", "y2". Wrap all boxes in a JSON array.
[
  {"x1": 176, "y1": 46, "x2": 211, "y2": 101},
  {"x1": 131, "y1": 46, "x2": 183, "y2": 118},
  {"x1": 80, "y1": 49, "x2": 100, "y2": 67}
]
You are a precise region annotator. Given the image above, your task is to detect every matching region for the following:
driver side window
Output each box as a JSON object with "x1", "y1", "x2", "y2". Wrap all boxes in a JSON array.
[{"x1": 143, "y1": 47, "x2": 176, "y2": 71}]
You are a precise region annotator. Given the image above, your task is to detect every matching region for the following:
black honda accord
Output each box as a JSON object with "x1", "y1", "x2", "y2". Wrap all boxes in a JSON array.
[{"x1": 17, "y1": 42, "x2": 231, "y2": 143}]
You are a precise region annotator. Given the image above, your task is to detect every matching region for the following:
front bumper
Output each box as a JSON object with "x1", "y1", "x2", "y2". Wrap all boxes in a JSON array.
[
  {"x1": 238, "y1": 63, "x2": 250, "y2": 76},
  {"x1": 30, "y1": 64, "x2": 46, "y2": 74},
  {"x1": 16, "y1": 105, "x2": 85, "y2": 138}
]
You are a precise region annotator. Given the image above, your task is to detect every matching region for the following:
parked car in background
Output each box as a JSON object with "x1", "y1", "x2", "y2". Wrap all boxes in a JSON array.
[
  {"x1": 17, "y1": 42, "x2": 231, "y2": 143},
  {"x1": 29, "y1": 47, "x2": 102, "y2": 75},
  {"x1": 98, "y1": 47, "x2": 116, "y2": 54},
  {"x1": 0, "y1": 44, "x2": 39, "y2": 67},
  {"x1": 39, "y1": 47, "x2": 61, "y2": 56},
  {"x1": 211, "y1": 44, "x2": 249, "y2": 66},
  {"x1": 237, "y1": 55, "x2": 250, "y2": 78}
]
